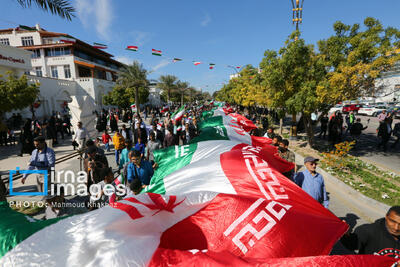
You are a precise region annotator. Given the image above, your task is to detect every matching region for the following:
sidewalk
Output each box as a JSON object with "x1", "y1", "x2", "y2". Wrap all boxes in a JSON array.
[
  {"x1": 0, "y1": 136, "x2": 79, "y2": 202},
  {"x1": 293, "y1": 152, "x2": 389, "y2": 226}
]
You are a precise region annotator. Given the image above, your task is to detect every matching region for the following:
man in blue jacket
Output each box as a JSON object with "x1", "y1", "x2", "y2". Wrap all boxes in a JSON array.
[
  {"x1": 127, "y1": 150, "x2": 154, "y2": 186},
  {"x1": 294, "y1": 156, "x2": 329, "y2": 209}
]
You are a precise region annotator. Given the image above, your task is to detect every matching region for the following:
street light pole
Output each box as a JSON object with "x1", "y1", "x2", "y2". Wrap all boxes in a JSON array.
[
  {"x1": 291, "y1": 0, "x2": 304, "y2": 31},
  {"x1": 290, "y1": 0, "x2": 304, "y2": 139}
]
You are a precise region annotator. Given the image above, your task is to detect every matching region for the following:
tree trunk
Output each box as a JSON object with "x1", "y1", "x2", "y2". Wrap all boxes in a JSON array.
[
  {"x1": 30, "y1": 105, "x2": 35, "y2": 119},
  {"x1": 290, "y1": 113, "x2": 297, "y2": 138},
  {"x1": 167, "y1": 90, "x2": 170, "y2": 104},
  {"x1": 279, "y1": 118, "x2": 283, "y2": 135},
  {"x1": 303, "y1": 113, "x2": 314, "y2": 147},
  {"x1": 135, "y1": 87, "x2": 140, "y2": 115},
  {"x1": 181, "y1": 91, "x2": 184, "y2": 106}
]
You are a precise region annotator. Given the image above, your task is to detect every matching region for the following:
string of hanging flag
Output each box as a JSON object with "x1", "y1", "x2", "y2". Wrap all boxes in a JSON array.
[
  {"x1": 125, "y1": 44, "x2": 242, "y2": 71},
  {"x1": 12, "y1": 24, "x2": 243, "y2": 72}
]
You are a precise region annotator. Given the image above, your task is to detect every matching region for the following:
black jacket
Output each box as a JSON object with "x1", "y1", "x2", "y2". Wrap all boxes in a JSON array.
[{"x1": 341, "y1": 218, "x2": 400, "y2": 258}]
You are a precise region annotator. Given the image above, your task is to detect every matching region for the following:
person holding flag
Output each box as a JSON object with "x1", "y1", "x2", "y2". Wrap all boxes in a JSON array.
[{"x1": 171, "y1": 106, "x2": 185, "y2": 122}]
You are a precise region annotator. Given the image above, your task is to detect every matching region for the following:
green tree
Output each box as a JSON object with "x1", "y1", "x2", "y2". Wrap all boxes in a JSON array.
[
  {"x1": 105, "y1": 61, "x2": 149, "y2": 113},
  {"x1": 103, "y1": 84, "x2": 130, "y2": 108},
  {"x1": 317, "y1": 17, "x2": 400, "y2": 105},
  {"x1": 157, "y1": 75, "x2": 178, "y2": 103},
  {"x1": 215, "y1": 82, "x2": 236, "y2": 103},
  {"x1": 260, "y1": 31, "x2": 326, "y2": 146},
  {"x1": 0, "y1": 73, "x2": 39, "y2": 116},
  {"x1": 16, "y1": 0, "x2": 75, "y2": 20}
]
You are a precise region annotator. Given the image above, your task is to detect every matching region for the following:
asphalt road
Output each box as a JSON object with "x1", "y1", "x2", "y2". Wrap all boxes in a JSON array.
[
  {"x1": 346, "y1": 114, "x2": 400, "y2": 174},
  {"x1": 305, "y1": 113, "x2": 400, "y2": 174}
]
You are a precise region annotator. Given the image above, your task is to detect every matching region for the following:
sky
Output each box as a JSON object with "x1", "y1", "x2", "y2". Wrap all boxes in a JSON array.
[{"x1": 1, "y1": 0, "x2": 400, "y2": 94}]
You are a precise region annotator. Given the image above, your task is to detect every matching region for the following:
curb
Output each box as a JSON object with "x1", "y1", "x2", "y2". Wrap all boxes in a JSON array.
[{"x1": 294, "y1": 152, "x2": 390, "y2": 222}]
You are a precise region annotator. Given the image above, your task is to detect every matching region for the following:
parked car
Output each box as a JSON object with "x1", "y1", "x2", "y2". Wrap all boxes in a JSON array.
[
  {"x1": 358, "y1": 105, "x2": 387, "y2": 116},
  {"x1": 394, "y1": 109, "x2": 400, "y2": 119},
  {"x1": 342, "y1": 104, "x2": 363, "y2": 114},
  {"x1": 329, "y1": 104, "x2": 343, "y2": 114}
]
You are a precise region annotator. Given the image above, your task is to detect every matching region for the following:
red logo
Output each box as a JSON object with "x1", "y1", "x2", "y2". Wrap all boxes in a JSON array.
[{"x1": 110, "y1": 193, "x2": 186, "y2": 220}]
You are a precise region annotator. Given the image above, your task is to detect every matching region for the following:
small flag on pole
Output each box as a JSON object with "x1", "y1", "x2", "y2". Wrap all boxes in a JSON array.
[
  {"x1": 18, "y1": 25, "x2": 36, "y2": 31},
  {"x1": 161, "y1": 106, "x2": 169, "y2": 113},
  {"x1": 152, "y1": 49, "x2": 162, "y2": 56},
  {"x1": 193, "y1": 61, "x2": 202, "y2": 66},
  {"x1": 209, "y1": 63, "x2": 215, "y2": 69},
  {"x1": 60, "y1": 36, "x2": 76, "y2": 44},
  {"x1": 113, "y1": 173, "x2": 125, "y2": 185},
  {"x1": 173, "y1": 58, "x2": 182, "y2": 62},
  {"x1": 130, "y1": 103, "x2": 137, "y2": 113},
  {"x1": 126, "y1": 46, "x2": 138, "y2": 52},
  {"x1": 93, "y1": 42, "x2": 108, "y2": 49},
  {"x1": 171, "y1": 106, "x2": 185, "y2": 121}
]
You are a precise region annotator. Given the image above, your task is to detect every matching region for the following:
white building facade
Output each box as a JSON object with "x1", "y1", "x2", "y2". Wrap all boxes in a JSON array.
[
  {"x1": 374, "y1": 62, "x2": 400, "y2": 103},
  {"x1": 147, "y1": 83, "x2": 163, "y2": 107}
]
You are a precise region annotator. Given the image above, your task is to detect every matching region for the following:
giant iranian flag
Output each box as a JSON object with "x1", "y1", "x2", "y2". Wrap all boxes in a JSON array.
[
  {"x1": 198, "y1": 111, "x2": 257, "y2": 133},
  {"x1": 1, "y1": 108, "x2": 396, "y2": 266},
  {"x1": 1, "y1": 191, "x2": 395, "y2": 266},
  {"x1": 1, "y1": 141, "x2": 396, "y2": 266},
  {"x1": 191, "y1": 118, "x2": 270, "y2": 148},
  {"x1": 145, "y1": 141, "x2": 294, "y2": 195},
  {"x1": 0, "y1": 142, "x2": 397, "y2": 266}
]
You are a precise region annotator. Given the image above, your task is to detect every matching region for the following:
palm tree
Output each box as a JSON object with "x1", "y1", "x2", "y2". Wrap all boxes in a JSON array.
[
  {"x1": 16, "y1": 0, "x2": 75, "y2": 20},
  {"x1": 187, "y1": 87, "x2": 197, "y2": 103},
  {"x1": 117, "y1": 61, "x2": 149, "y2": 115},
  {"x1": 176, "y1": 81, "x2": 189, "y2": 106},
  {"x1": 157, "y1": 75, "x2": 178, "y2": 104}
]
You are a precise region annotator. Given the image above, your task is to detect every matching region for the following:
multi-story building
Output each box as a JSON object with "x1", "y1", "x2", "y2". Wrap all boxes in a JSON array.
[
  {"x1": 375, "y1": 61, "x2": 400, "y2": 103},
  {"x1": 0, "y1": 24, "x2": 123, "y2": 136},
  {"x1": 148, "y1": 83, "x2": 163, "y2": 107},
  {"x1": 0, "y1": 24, "x2": 122, "y2": 105}
]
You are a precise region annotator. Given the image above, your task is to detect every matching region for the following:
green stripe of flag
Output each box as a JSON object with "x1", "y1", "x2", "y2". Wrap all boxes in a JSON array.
[
  {"x1": 146, "y1": 143, "x2": 198, "y2": 194},
  {"x1": 93, "y1": 42, "x2": 107, "y2": 47}
]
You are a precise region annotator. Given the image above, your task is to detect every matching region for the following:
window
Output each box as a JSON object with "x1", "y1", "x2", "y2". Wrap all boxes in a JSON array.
[
  {"x1": 21, "y1": 36, "x2": 34, "y2": 46},
  {"x1": 0, "y1": 38, "x2": 10, "y2": 45},
  {"x1": 94, "y1": 69, "x2": 106, "y2": 80},
  {"x1": 51, "y1": 66, "x2": 58, "y2": 78},
  {"x1": 45, "y1": 47, "x2": 71, "y2": 57},
  {"x1": 42, "y1": 38, "x2": 56, "y2": 44},
  {"x1": 35, "y1": 67, "x2": 42, "y2": 77},
  {"x1": 78, "y1": 65, "x2": 92, "y2": 77},
  {"x1": 31, "y1": 49, "x2": 41, "y2": 58},
  {"x1": 64, "y1": 65, "x2": 71, "y2": 78}
]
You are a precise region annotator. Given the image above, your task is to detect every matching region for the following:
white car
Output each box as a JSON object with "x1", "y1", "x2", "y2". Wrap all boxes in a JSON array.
[
  {"x1": 329, "y1": 105, "x2": 343, "y2": 114},
  {"x1": 358, "y1": 105, "x2": 387, "y2": 116}
]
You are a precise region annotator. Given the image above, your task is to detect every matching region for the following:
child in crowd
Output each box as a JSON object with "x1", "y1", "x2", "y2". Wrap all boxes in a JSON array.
[
  {"x1": 89, "y1": 167, "x2": 114, "y2": 209},
  {"x1": 102, "y1": 130, "x2": 111, "y2": 152}
]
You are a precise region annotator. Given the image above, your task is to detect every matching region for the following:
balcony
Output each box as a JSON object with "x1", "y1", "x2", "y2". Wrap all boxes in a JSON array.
[{"x1": 74, "y1": 56, "x2": 119, "y2": 72}]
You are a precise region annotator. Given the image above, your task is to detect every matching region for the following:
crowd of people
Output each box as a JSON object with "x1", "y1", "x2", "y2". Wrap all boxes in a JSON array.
[
  {"x1": 5, "y1": 112, "x2": 73, "y2": 157},
  {"x1": 316, "y1": 110, "x2": 400, "y2": 151}
]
